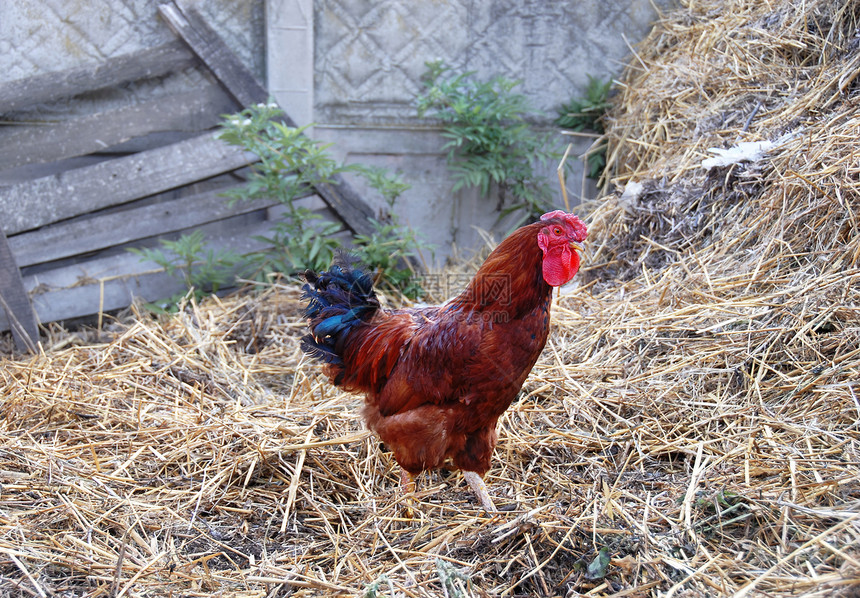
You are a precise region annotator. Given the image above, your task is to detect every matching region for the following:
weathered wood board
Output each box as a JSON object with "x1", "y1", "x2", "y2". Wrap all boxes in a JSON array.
[
  {"x1": 0, "y1": 132, "x2": 256, "y2": 236},
  {"x1": 158, "y1": 2, "x2": 274, "y2": 115},
  {"x1": 0, "y1": 82, "x2": 237, "y2": 171},
  {"x1": 0, "y1": 198, "x2": 342, "y2": 332},
  {"x1": 0, "y1": 41, "x2": 197, "y2": 114},
  {"x1": 0, "y1": 231, "x2": 39, "y2": 351},
  {"x1": 9, "y1": 190, "x2": 294, "y2": 269}
]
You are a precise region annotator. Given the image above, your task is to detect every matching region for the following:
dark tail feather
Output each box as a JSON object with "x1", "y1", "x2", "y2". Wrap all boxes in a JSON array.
[
  {"x1": 300, "y1": 254, "x2": 380, "y2": 382},
  {"x1": 299, "y1": 337, "x2": 341, "y2": 365}
]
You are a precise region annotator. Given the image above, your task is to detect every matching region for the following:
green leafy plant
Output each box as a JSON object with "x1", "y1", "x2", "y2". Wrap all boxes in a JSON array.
[
  {"x1": 555, "y1": 75, "x2": 612, "y2": 131},
  {"x1": 350, "y1": 167, "x2": 427, "y2": 299},
  {"x1": 219, "y1": 103, "x2": 352, "y2": 276},
  {"x1": 574, "y1": 546, "x2": 612, "y2": 580},
  {"x1": 356, "y1": 165, "x2": 411, "y2": 209},
  {"x1": 353, "y1": 218, "x2": 426, "y2": 299},
  {"x1": 244, "y1": 216, "x2": 344, "y2": 280},
  {"x1": 222, "y1": 104, "x2": 426, "y2": 296},
  {"x1": 555, "y1": 75, "x2": 613, "y2": 178},
  {"x1": 132, "y1": 104, "x2": 428, "y2": 307},
  {"x1": 416, "y1": 60, "x2": 559, "y2": 224},
  {"x1": 693, "y1": 489, "x2": 754, "y2": 534},
  {"x1": 363, "y1": 574, "x2": 394, "y2": 598},
  {"x1": 219, "y1": 104, "x2": 347, "y2": 205},
  {"x1": 129, "y1": 230, "x2": 242, "y2": 312},
  {"x1": 435, "y1": 558, "x2": 471, "y2": 598}
]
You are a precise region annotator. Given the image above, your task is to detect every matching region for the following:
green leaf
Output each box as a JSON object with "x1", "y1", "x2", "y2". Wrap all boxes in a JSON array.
[
  {"x1": 555, "y1": 74, "x2": 612, "y2": 133},
  {"x1": 586, "y1": 547, "x2": 611, "y2": 580},
  {"x1": 308, "y1": 234, "x2": 322, "y2": 262}
]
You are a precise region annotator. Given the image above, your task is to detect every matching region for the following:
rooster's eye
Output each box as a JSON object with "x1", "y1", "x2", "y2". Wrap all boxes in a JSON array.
[{"x1": 553, "y1": 227, "x2": 563, "y2": 235}]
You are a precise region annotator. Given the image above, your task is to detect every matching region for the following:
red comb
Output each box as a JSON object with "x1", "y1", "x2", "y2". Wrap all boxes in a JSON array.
[
  {"x1": 540, "y1": 210, "x2": 568, "y2": 221},
  {"x1": 540, "y1": 210, "x2": 588, "y2": 242}
]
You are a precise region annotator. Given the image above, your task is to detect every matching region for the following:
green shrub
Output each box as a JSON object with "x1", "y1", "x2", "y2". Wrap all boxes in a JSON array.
[
  {"x1": 350, "y1": 166, "x2": 428, "y2": 299},
  {"x1": 131, "y1": 103, "x2": 428, "y2": 307},
  {"x1": 129, "y1": 230, "x2": 242, "y2": 312},
  {"x1": 219, "y1": 103, "x2": 350, "y2": 275},
  {"x1": 555, "y1": 75, "x2": 612, "y2": 179},
  {"x1": 416, "y1": 60, "x2": 560, "y2": 225}
]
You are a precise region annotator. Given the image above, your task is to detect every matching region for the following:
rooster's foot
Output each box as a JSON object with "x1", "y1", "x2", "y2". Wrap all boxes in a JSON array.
[{"x1": 463, "y1": 471, "x2": 497, "y2": 513}]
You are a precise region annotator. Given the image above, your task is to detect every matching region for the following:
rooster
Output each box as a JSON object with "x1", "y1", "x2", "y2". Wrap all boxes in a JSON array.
[{"x1": 301, "y1": 210, "x2": 587, "y2": 511}]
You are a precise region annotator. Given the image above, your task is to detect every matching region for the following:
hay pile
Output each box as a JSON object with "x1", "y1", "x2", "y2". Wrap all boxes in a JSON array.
[{"x1": 1, "y1": 0, "x2": 859, "y2": 595}]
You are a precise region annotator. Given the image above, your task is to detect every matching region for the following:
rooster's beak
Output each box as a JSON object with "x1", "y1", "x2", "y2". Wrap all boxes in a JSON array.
[{"x1": 570, "y1": 242, "x2": 584, "y2": 253}]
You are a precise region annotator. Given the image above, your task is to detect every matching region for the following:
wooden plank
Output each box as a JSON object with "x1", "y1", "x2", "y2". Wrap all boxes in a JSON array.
[
  {"x1": 92, "y1": 131, "x2": 201, "y2": 155},
  {"x1": 9, "y1": 188, "x2": 317, "y2": 268},
  {"x1": 0, "y1": 131, "x2": 256, "y2": 235},
  {"x1": 0, "y1": 156, "x2": 107, "y2": 188},
  {"x1": 159, "y1": 0, "x2": 377, "y2": 236},
  {"x1": 158, "y1": 1, "x2": 276, "y2": 115},
  {"x1": 0, "y1": 201, "x2": 345, "y2": 332},
  {"x1": 19, "y1": 236, "x2": 266, "y2": 327},
  {"x1": 0, "y1": 230, "x2": 38, "y2": 351},
  {"x1": 310, "y1": 176, "x2": 379, "y2": 235},
  {"x1": 0, "y1": 41, "x2": 197, "y2": 114},
  {"x1": 0, "y1": 215, "x2": 346, "y2": 330},
  {"x1": 0, "y1": 83, "x2": 237, "y2": 170},
  {"x1": 27, "y1": 263, "x2": 187, "y2": 326}
]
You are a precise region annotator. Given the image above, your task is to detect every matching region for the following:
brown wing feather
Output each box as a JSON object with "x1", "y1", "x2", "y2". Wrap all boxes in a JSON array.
[
  {"x1": 373, "y1": 294, "x2": 551, "y2": 423},
  {"x1": 375, "y1": 308, "x2": 482, "y2": 417}
]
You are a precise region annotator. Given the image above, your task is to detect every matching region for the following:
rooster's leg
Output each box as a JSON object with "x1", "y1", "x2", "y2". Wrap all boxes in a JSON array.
[
  {"x1": 400, "y1": 469, "x2": 416, "y2": 516},
  {"x1": 463, "y1": 471, "x2": 497, "y2": 512},
  {"x1": 400, "y1": 469, "x2": 416, "y2": 494}
]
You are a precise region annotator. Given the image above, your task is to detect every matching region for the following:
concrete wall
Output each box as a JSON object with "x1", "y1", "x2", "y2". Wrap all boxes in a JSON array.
[
  {"x1": 3, "y1": 0, "x2": 673, "y2": 263},
  {"x1": 291, "y1": 0, "x2": 673, "y2": 261},
  {"x1": 0, "y1": 1, "x2": 264, "y2": 80}
]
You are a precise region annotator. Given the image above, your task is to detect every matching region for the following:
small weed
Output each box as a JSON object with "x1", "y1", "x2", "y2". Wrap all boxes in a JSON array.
[
  {"x1": 555, "y1": 75, "x2": 613, "y2": 179},
  {"x1": 555, "y1": 75, "x2": 612, "y2": 132},
  {"x1": 350, "y1": 166, "x2": 428, "y2": 299},
  {"x1": 219, "y1": 103, "x2": 351, "y2": 276},
  {"x1": 436, "y1": 558, "x2": 471, "y2": 598},
  {"x1": 129, "y1": 230, "x2": 242, "y2": 312},
  {"x1": 353, "y1": 218, "x2": 427, "y2": 300},
  {"x1": 574, "y1": 546, "x2": 612, "y2": 580},
  {"x1": 363, "y1": 574, "x2": 395, "y2": 598},
  {"x1": 248, "y1": 213, "x2": 343, "y2": 278},
  {"x1": 219, "y1": 104, "x2": 345, "y2": 207},
  {"x1": 690, "y1": 488, "x2": 760, "y2": 536}
]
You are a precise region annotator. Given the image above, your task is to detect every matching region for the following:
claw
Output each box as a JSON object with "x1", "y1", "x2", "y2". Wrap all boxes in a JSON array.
[{"x1": 463, "y1": 471, "x2": 497, "y2": 513}]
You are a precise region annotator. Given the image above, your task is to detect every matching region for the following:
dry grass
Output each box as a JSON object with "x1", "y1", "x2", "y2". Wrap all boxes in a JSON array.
[{"x1": 2, "y1": 0, "x2": 860, "y2": 595}]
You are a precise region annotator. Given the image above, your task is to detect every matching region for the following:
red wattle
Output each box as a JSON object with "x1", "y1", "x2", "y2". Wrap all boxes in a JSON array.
[{"x1": 542, "y1": 246, "x2": 580, "y2": 286}]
